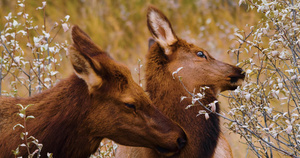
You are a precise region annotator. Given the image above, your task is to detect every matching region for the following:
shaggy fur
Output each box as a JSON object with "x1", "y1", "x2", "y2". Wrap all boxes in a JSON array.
[
  {"x1": 0, "y1": 25, "x2": 186, "y2": 158},
  {"x1": 116, "y1": 6, "x2": 244, "y2": 158}
]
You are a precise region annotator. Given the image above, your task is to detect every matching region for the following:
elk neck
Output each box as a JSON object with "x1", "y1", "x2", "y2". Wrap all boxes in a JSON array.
[
  {"x1": 145, "y1": 43, "x2": 220, "y2": 157},
  {"x1": 17, "y1": 74, "x2": 104, "y2": 157}
]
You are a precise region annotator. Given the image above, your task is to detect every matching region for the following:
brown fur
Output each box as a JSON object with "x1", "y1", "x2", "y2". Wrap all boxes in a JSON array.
[
  {"x1": 116, "y1": 6, "x2": 244, "y2": 158},
  {"x1": 0, "y1": 25, "x2": 186, "y2": 158}
]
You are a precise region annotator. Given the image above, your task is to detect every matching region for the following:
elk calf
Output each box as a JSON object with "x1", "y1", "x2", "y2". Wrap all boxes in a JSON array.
[
  {"x1": 0, "y1": 25, "x2": 186, "y2": 158},
  {"x1": 117, "y1": 6, "x2": 245, "y2": 158}
]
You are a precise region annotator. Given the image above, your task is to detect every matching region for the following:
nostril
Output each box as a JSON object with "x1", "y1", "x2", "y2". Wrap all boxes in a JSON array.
[
  {"x1": 236, "y1": 67, "x2": 245, "y2": 79},
  {"x1": 177, "y1": 137, "x2": 187, "y2": 150},
  {"x1": 238, "y1": 68, "x2": 244, "y2": 74}
]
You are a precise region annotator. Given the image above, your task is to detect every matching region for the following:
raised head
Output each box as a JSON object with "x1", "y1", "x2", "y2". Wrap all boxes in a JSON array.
[
  {"x1": 68, "y1": 25, "x2": 186, "y2": 155},
  {"x1": 146, "y1": 6, "x2": 245, "y2": 96}
]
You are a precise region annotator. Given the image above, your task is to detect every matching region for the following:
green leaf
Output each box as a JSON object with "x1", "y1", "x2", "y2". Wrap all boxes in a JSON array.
[
  {"x1": 24, "y1": 104, "x2": 34, "y2": 110},
  {"x1": 47, "y1": 153, "x2": 53, "y2": 158},
  {"x1": 12, "y1": 146, "x2": 20, "y2": 156},
  {"x1": 26, "y1": 115, "x2": 35, "y2": 121},
  {"x1": 18, "y1": 113, "x2": 25, "y2": 118},
  {"x1": 20, "y1": 132, "x2": 24, "y2": 140},
  {"x1": 13, "y1": 123, "x2": 24, "y2": 130},
  {"x1": 16, "y1": 104, "x2": 24, "y2": 109}
]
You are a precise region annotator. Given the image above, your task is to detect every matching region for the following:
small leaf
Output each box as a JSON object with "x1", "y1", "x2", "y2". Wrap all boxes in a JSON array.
[
  {"x1": 185, "y1": 104, "x2": 193, "y2": 109},
  {"x1": 20, "y1": 132, "x2": 24, "y2": 140},
  {"x1": 26, "y1": 115, "x2": 35, "y2": 120},
  {"x1": 18, "y1": 113, "x2": 25, "y2": 118},
  {"x1": 172, "y1": 67, "x2": 183, "y2": 79},
  {"x1": 13, "y1": 124, "x2": 24, "y2": 130},
  {"x1": 180, "y1": 96, "x2": 187, "y2": 102},
  {"x1": 205, "y1": 113, "x2": 210, "y2": 120},
  {"x1": 62, "y1": 23, "x2": 69, "y2": 32},
  {"x1": 286, "y1": 125, "x2": 292, "y2": 134},
  {"x1": 16, "y1": 104, "x2": 24, "y2": 109},
  {"x1": 24, "y1": 104, "x2": 34, "y2": 110}
]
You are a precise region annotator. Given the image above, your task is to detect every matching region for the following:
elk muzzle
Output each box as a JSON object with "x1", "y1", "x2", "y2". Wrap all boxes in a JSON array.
[
  {"x1": 154, "y1": 131, "x2": 187, "y2": 156},
  {"x1": 226, "y1": 66, "x2": 245, "y2": 90},
  {"x1": 148, "y1": 108, "x2": 187, "y2": 156}
]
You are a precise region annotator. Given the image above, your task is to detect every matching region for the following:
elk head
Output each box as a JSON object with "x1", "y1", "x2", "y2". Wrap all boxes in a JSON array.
[
  {"x1": 147, "y1": 6, "x2": 245, "y2": 96},
  {"x1": 68, "y1": 25, "x2": 186, "y2": 156}
]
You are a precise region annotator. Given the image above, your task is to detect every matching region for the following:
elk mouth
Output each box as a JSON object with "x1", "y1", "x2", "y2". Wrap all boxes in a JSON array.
[
  {"x1": 155, "y1": 146, "x2": 179, "y2": 157},
  {"x1": 227, "y1": 72, "x2": 245, "y2": 90},
  {"x1": 229, "y1": 73, "x2": 245, "y2": 84}
]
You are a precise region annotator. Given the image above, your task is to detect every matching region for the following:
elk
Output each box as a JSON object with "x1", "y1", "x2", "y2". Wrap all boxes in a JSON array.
[
  {"x1": 0, "y1": 25, "x2": 187, "y2": 158},
  {"x1": 116, "y1": 6, "x2": 245, "y2": 158}
]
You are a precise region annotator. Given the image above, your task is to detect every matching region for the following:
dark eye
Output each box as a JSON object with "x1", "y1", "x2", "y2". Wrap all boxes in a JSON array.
[
  {"x1": 125, "y1": 103, "x2": 136, "y2": 111},
  {"x1": 196, "y1": 51, "x2": 206, "y2": 59}
]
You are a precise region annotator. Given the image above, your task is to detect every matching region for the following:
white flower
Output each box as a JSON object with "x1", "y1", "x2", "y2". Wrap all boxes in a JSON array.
[
  {"x1": 244, "y1": 93, "x2": 251, "y2": 101},
  {"x1": 42, "y1": 30, "x2": 50, "y2": 39},
  {"x1": 246, "y1": 69, "x2": 252, "y2": 74},
  {"x1": 1, "y1": 35, "x2": 6, "y2": 42},
  {"x1": 18, "y1": 3, "x2": 25, "y2": 7},
  {"x1": 205, "y1": 113, "x2": 209, "y2": 120},
  {"x1": 42, "y1": 1, "x2": 46, "y2": 7},
  {"x1": 5, "y1": 12, "x2": 12, "y2": 20},
  {"x1": 62, "y1": 23, "x2": 69, "y2": 32},
  {"x1": 26, "y1": 42, "x2": 32, "y2": 48},
  {"x1": 13, "y1": 20, "x2": 18, "y2": 27},
  {"x1": 271, "y1": 51, "x2": 278, "y2": 56},
  {"x1": 206, "y1": 18, "x2": 211, "y2": 24},
  {"x1": 196, "y1": 93, "x2": 203, "y2": 99},
  {"x1": 33, "y1": 37, "x2": 41, "y2": 43},
  {"x1": 17, "y1": 30, "x2": 27, "y2": 36},
  {"x1": 36, "y1": 1, "x2": 46, "y2": 10},
  {"x1": 286, "y1": 125, "x2": 292, "y2": 134},
  {"x1": 208, "y1": 100, "x2": 218, "y2": 112},
  {"x1": 23, "y1": 13, "x2": 28, "y2": 19},
  {"x1": 278, "y1": 83, "x2": 283, "y2": 89},
  {"x1": 239, "y1": 0, "x2": 245, "y2": 6},
  {"x1": 65, "y1": 15, "x2": 70, "y2": 21},
  {"x1": 180, "y1": 96, "x2": 187, "y2": 102},
  {"x1": 50, "y1": 71, "x2": 59, "y2": 76},
  {"x1": 49, "y1": 47, "x2": 55, "y2": 52},
  {"x1": 192, "y1": 97, "x2": 199, "y2": 104},
  {"x1": 285, "y1": 69, "x2": 294, "y2": 74}
]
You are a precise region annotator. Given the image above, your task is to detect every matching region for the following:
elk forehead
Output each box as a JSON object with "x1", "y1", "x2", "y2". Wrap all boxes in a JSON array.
[{"x1": 169, "y1": 40, "x2": 210, "y2": 60}]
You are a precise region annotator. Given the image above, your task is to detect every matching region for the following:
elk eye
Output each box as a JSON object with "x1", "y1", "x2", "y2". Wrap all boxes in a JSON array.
[
  {"x1": 196, "y1": 51, "x2": 206, "y2": 59},
  {"x1": 125, "y1": 103, "x2": 136, "y2": 111}
]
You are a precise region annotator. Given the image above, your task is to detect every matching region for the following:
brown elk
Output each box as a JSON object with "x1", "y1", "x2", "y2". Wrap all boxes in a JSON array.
[
  {"x1": 0, "y1": 25, "x2": 187, "y2": 158},
  {"x1": 116, "y1": 6, "x2": 245, "y2": 158}
]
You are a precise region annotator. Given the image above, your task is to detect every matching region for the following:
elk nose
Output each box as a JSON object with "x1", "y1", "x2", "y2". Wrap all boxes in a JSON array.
[
  {"x1": 238, "y1": 68, "x2": 246, "y2": 78},
  {"x1": 177, "y1": 133, "x2": 187, "y2": 149}
]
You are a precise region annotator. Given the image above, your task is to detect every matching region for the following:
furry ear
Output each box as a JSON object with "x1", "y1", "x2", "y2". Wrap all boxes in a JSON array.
[
  {"x1": 68, "y1": 45, "x2": 102, "y2": 91},
  {"x1": 148, "y1": 37, "x2": 156, "y2": 49},
  {"x1": 68, "y1": 25, "x2": 107, "y2": 91},
  {"x1": 147, "y1": 6, "x2": 178, "y2": 55},
  {"x1": 71, "y1": 25, "x2": 104, "y2": 57}
]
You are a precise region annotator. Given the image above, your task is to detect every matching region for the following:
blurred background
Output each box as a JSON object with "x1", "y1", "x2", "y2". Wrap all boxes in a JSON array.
[{"x1": 0, "y1": 0, "x2": 260, "y2": 157}]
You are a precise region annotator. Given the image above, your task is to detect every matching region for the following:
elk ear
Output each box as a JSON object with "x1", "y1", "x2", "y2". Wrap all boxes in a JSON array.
[
  {"x1": 71, "y1": 25, "x2": 104, "y2": 57},
  {"x1": 148, "y1": 37, "x2": 156, "y2": 49},
  {"x1": 68, "y1": 45, "x2": 102, "y2": 91},
  {"x1": 147, "y1": 6, "x2": 178, "y2": 55},
  {"x1": 68, "y1": 25, "x2": 105, "y2": 91}
]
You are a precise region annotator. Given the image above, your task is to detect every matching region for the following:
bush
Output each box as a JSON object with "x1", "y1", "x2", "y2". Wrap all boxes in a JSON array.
[
  {"x1": 226, "y1": 0, "x2": 300, "y2": 157},
  {"x1": 0, "y1": 0, "x2": 69, "y2": 97}
]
